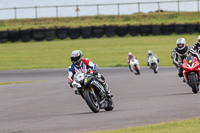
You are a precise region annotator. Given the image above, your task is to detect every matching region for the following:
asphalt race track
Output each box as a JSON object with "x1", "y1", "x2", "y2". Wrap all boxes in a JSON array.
[{"x1": 0, "y1": 67, "x2": 200, "y2": 133}]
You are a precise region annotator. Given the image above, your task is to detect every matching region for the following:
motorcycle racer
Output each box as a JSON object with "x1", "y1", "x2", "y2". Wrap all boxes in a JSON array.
[
  {"x1": 192, "y1": 35, "x2": 200, "y2": 54},
  {"x1": 67, "y1": 50, "x2": 112, "y2": 97},
  {"x1": 171, "y1": 38, "x2": 200, "y2": 78},
  {"x1": 127, "y1": 52, "x2": 140, "y2": 74},
  {"x1": 147, "y1": 50, "x2": 159, "y2": 66}
]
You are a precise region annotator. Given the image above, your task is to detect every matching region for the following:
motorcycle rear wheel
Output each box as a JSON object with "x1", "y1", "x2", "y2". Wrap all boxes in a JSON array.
[
  {"x1": 190, "y1": 74, "x2": 199, "y2": 93},
  {"x1": 83, "y1": 89, "x2": 100, "y2": 113}
]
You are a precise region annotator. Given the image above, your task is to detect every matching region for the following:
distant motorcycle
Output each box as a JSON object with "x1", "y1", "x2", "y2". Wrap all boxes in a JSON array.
[
  {"x1": 73, "y1": 73, "x2": 114, "y2": 113},
  {"x1": 182, "y1": 55, "x2": 200, "y2": 93},
  {"x1": 148, "y1": 55, "x2": 159, "y2": 74},
  {"x1": 129, "y1": 58, "x2": 140, "y2": 75}
]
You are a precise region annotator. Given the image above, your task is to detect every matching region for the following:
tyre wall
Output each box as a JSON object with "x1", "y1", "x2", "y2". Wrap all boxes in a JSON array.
[
  {"x1": 20, "y1": 29, "x2": 32, "y2": 42},
  {"x1": 44, "y1": 28, "x2": 56, "y2": 41},
  {"x1": 0, "y1": 31, "x2": 8, "y2": 43},
  {"x1": 0, "y1": 23, "x2": 199, "y2": 43},
  {"x1": 69, "y1": 28, "x2": 81, "y2": 39},
  {"x1": 32, "y1": 29, "x2": 45, "y2": 41},
  {"x1": 105, "y1": 26, "x2": 116, "y2": 37},
  {"x1": 92, "y1": 26, "x2": 104, "y2": 38},
  {"x1": 56, "y1": 28, "x2": 68, "y2": 40},
  {"x1": 8, "y1": 30, "x2": 20, "y2": 42}
]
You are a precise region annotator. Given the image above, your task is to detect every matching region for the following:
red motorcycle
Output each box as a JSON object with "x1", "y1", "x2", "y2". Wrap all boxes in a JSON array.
[{"x1": 182, "y1": 55, "x2": 200, "y2": 93}]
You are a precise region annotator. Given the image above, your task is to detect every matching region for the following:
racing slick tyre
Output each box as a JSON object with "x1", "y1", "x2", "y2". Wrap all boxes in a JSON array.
[
  {"x1": 83, "y1": 89, "x2": 100, "y2": 113},
  {"x1": 134, "y1": 65, "x2": 140, "y2": 75},
  {"x1": 153, "y1": 64, "x2": 158, "y2": 74},
  {"x1": 190, "y1": 73, "x2": 199, "y2": 93}
]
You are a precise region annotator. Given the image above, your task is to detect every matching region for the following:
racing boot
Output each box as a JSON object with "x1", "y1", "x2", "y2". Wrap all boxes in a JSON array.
[
  {"x1": 183, "y1": 77, "x2": 186, "y2": 83},
  {"x1": 102, "y1": 82, "x2": 113, "y2": 98},
  {"x1": 74, "y1": 88, "x2": 80, "y2": 95}
]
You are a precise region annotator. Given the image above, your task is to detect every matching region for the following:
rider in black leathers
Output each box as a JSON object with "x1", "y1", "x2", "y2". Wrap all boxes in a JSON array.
[
  {"x1": 171, "y1": 38, "x2": 200, "y2": 77},
  {"x1": 192, "y1": 35, "x2": 200, "y2": 54}
]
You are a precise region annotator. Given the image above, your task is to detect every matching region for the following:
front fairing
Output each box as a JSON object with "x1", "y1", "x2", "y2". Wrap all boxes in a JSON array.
[
  {"x1": 182, "y1": 56, "x2": 200, "y2": 71},
  {"x1": 148, "y1": 55, "x2": 158, "y2": 65},
  {"x1": 182, "y1": 56, "x2": 200, "y2": 82}
]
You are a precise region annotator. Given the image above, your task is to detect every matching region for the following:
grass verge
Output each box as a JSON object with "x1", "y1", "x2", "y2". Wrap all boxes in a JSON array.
[
  {"x1": 0, "y1": 34, "x2": 198, "y2": 70},
  {"x1": 90, "y1": 117, "x2": 200, "y2": 133}
]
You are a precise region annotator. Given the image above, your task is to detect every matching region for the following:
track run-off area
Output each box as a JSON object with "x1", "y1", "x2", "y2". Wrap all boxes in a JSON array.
[{"x1": 0, "y1": 67, "x2": 200, "y2": 133}]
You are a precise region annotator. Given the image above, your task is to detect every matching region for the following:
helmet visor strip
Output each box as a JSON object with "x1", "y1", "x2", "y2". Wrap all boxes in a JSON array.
[
  {"x1": 177, "y1": 44, "x2": 184, "y2": 49},
  {"x1": 71, "y1": 56, "x2": 81, "y2": 65}
]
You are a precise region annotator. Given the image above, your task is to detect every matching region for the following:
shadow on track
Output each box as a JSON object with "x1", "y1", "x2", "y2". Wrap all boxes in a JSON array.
[{"x1": 68, "y1": 110, "x2": 120, "y2": 116}]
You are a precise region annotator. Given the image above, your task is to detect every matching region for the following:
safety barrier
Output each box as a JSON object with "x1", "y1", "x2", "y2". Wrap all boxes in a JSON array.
[{"x1": 0, "y1": 23, "x2": 200, "y2": 43}]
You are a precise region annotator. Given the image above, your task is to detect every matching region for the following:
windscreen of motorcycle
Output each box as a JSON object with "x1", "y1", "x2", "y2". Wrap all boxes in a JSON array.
[{"x1": 185, "y1": 55, "x2": 194, "y2": 66}]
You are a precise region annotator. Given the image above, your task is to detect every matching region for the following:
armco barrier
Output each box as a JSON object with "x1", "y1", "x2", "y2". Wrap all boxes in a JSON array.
[
  {"x1": 44, "y1": 28, "x2": 56, "y2": 41},
  {"x1": 151, "y1": 25, "x2": 162, "y2": 35},
  {"x1": 128, "y1": 25, "x2": 140, "y2": 36},
  {"x1": 56, "y1": 28, "x2": 68, "y2": 40},
  {"x1": 32, "y1": 29, "x2": 45, "y2": 41},
  {"x1": 162, "y1": 24, "x2": 174, "y2": 35},
  {"x1": 8, "y1": 30, "x2": 20, "y2": 42},
  {"x1": 185, "y1": 24, "x2": 197, "y2": 34},
  {"x1": 0, "y1": 31, "x2": 8, "y2": 43},
  {"x1": 92, "y1": 26, "x2": 104, "y2": 38},
  {"x1": 69, "y1": 28, "x2": 81, "y2": 39},
  {"x1": 140, "y1": 25, "x2": 151, "y2": 36},
  {"x1": 116, "y1": 25, "x2": 128, "y2": 37},
  {"x1": 81, "y1": 26, "x2": 93, "y2": 39},
  {"x1": 105, "y1": 26, "x2": 116, "y2": 37},
  {"x1": 20, "y1": 29, "x2": 32, "y2": 42},
  {"x1": 174, "y1": 24, "x2": 185, "y2": 35},
  {"x1": 1, "y1": 23, "x2": 200, "y2": 43}
]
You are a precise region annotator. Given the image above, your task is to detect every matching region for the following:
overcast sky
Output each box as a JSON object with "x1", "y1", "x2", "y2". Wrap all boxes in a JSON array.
[{"x1": 0, "y1": 0, "x2": 177, "y2": 8}]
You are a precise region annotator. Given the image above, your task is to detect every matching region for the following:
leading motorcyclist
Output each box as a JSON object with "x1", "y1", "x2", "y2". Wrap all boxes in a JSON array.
[
  {"x1": 67, "y1": 50, "x2": 112, "y2": 98},
  {"x1": 171, "y1": 38, "x2": 200, "y2": 78}
]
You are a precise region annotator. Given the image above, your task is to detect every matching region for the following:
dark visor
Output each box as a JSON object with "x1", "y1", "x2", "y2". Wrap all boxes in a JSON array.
[
  {"x1": 71, "y1": 56, "x2": 81, "y2": 65},
  {"x1": 177, "y1": 44, "x2": 184, "y2": 48},
  {"x1": 71, "y1": 56, "x2": 80, "y2": 62}
]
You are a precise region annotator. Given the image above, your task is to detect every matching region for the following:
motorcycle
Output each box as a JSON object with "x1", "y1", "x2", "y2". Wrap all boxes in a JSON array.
[
  {"x1": 182, "y1": 55, "x2": 200, "y2": 93},
  {"x1": 73, "y1": 73, "x2": 114, "y2": 113},
  {"x1": 129, "y1": 58, "x2": 140, "y2": 75},
  {"x1": 148, "y1": 55, "x2": 159, "y2": 74}
]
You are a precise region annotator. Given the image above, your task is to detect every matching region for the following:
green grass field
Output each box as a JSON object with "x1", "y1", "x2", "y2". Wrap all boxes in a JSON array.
[
  {"x1": 0, "y1": 12, "x2": 200, "y2": 31},
  {"x1": 90, "y1": 118, "x2": 200, "y2": 133},
  {"x1": 0, "y1": 34, "x2": 198, "y2": 70}
]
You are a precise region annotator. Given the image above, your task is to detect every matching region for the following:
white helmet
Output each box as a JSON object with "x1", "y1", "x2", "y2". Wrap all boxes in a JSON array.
[
  {"x1": 198, "y1": 35, "x2": 200, "y2": 42},
  {"x1": 176, "y1": 38, "x2": 186, "y2": 50},
  {"x1": 128, "y1": 52, "x2": 132, "y2": 56},
  {"x1": 148, "y1": 50, "x2": 153, "y2": 56},
  {"x1": 70, "y1": 50, "x2": 83, "y2": 66}
]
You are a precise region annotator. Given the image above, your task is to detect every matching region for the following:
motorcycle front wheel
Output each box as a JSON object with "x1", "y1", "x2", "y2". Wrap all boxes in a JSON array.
[
  {"x1": 134, "y1": 65, "x2": 140, "y2": 75},
  {"x1": 151, "y1": 63, "x2": 157, "y2": 74},
  {"x1": 83, "y1": 89, "x2": 100, "y2": 113},
  {"x1": 190, "y1": 73, "x2": 199, "y2": 93}
]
